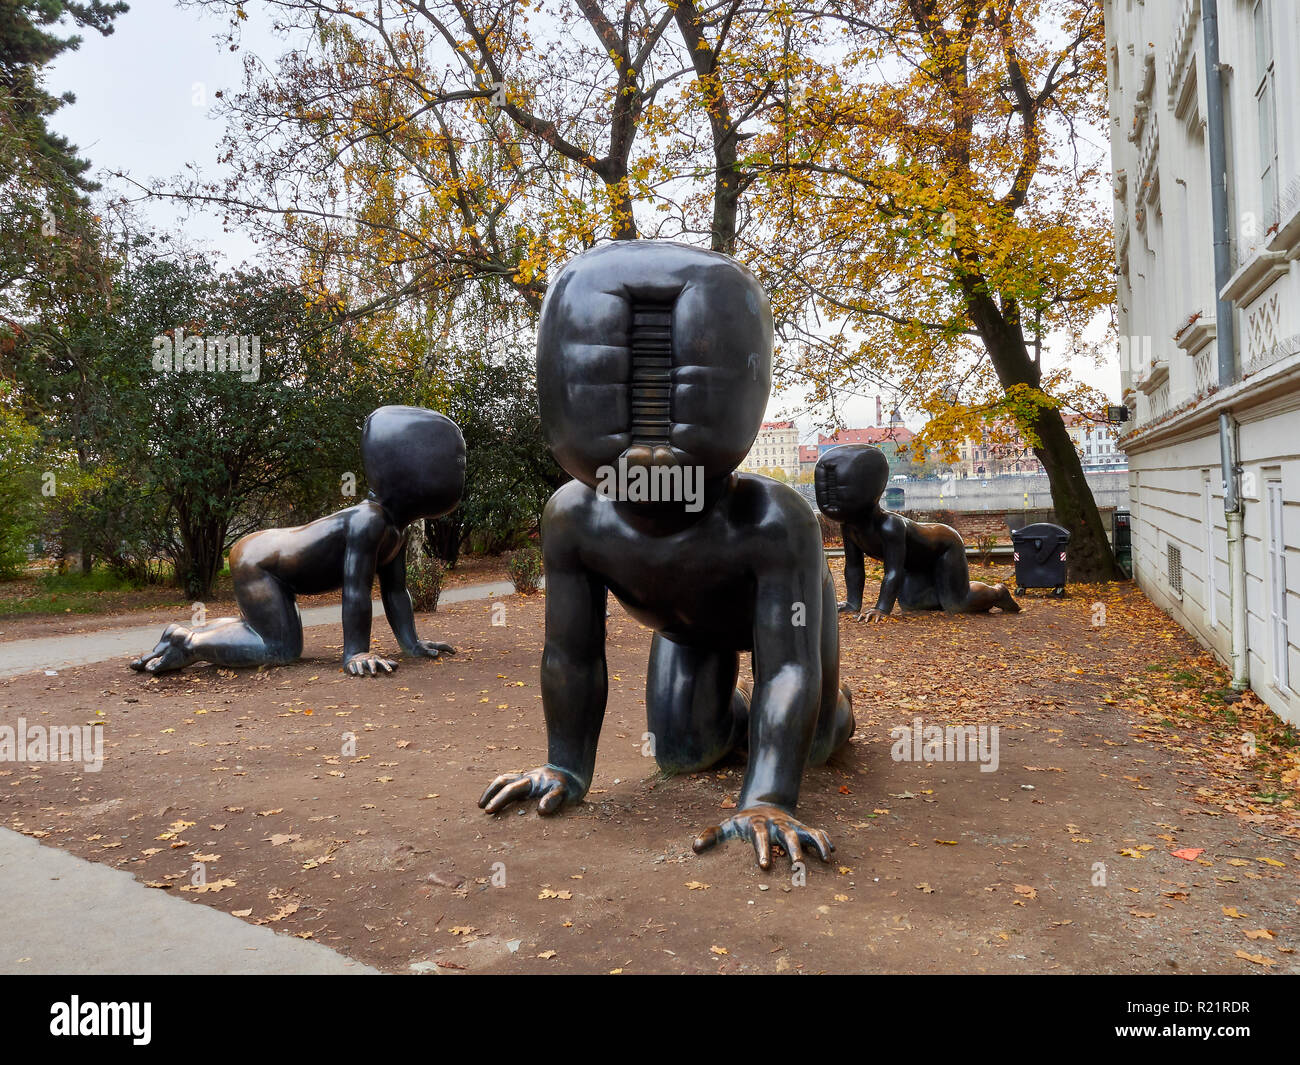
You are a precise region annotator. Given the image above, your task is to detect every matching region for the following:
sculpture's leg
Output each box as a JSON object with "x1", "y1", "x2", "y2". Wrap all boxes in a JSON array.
[
  {"x1": 898, "y1": 569, "x2": 941, "y2": 611},
  {"x1": 646, "y1": 633, "x2": 746, "y2": 774},
  {"x1": 935, "y1": 542, "x2": 1019, "y2": 613},
  {"x1": 968, "y1": 581, "x2": 1020, "y2": 613},
  {"x1": 132, "y1": 565, "x2": 304, "y2": 674},
  {"x1": 189, "y1": 562, "x2": 304, "y2": 665},
  {"x1": 810, "y1": 572, "x2": 855, "y2": 765}
]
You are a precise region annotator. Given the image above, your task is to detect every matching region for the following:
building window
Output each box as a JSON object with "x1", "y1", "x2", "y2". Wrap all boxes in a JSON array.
[
  {"x1": 1266, "y1": 477, "x2": 1290, "y2": 689},
  {"x1": 1254, "y1": 0, "x2": 1279, "y2": 226}
]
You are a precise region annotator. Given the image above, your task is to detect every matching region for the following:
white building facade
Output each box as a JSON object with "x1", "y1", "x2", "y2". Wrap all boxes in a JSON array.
[
  {"x1": 1107, "y1": 0, "x2": 1300, "y2": 724},
  {"x1": 740, "y1": 420, "x2": 800, "y2": 479}
]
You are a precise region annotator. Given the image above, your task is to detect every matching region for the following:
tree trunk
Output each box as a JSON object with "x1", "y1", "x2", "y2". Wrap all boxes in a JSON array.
[
  {"x1": 177, "y1": 517, "x2": 226, "y2": 601},
  {"x1": 427, "y1": 513, "x2": 462, "y2": 568},
  {"x1": 673, "y1": 0, "x2": 740, "y2": 254},
  {"x1": 1027, "y1": 405, "x2": 1122, "y2": 583},
  {"x1": 964, "y1": 284, "x2": 1120, "y2": 583}
]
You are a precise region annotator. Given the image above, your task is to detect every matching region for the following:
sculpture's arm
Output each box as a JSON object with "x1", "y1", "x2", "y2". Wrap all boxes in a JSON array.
[
  {"x1": 739, "y1": 567, "x2": 822, "y2": 814},
  {"x1": 341, "y1": 519, "x2": 391, "y2": 675},
  {"x1": 535, "y1": 549, "x2": 608, "y2": 799},
  {"x1": 377, "y1": 540, "x2": 455, "y2": 658},
  {"x1": 691, "y1": 564, "x2": 835, "y2": 869},
  {"x1": 871, "y1": 518, "x2": 908, "y2": 618},
  {"x1": 840, "y1": 534, "x2": 865, "y2": 613},
  {"x1": 480, "y1": 496, "x2": 607, "y2": 815}
]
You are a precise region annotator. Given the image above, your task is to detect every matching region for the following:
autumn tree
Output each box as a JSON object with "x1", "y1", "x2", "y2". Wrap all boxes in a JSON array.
[
  {"x1": 751, "y1": 0, "x2": 1120, "y2": 580},
  {"x1": 155, "y1": 0, "x2": 1120, "y2": 579}
]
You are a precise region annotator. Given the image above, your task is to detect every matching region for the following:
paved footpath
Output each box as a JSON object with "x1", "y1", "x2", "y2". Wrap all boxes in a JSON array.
[
  {"x1": 0, "y1": 827, "x2": 378, "y2": 974},
  {"x1": 0, "y1": 578, "x2": 534, "y2": 973},
  {"x1": 0, "y1": 580, "x2": 521, "y2": 679}
]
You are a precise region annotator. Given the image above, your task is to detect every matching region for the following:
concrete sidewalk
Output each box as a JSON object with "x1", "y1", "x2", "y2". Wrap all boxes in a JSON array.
[
  {"x1": 0, "y1": 827, "x2": 378, "y2": 974},
  {"x1": 0, "y1": 579, "x2": 522, "y2": 679}
]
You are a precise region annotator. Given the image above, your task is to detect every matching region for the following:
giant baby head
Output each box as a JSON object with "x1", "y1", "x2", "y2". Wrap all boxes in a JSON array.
[
  {"x1": 361, "y1": 405, "x2": 466, "y2": 527},
  {"x1": 814, "y1": 444, "x2": 890, "y2": 522},
  {"x1": 536, "y1": 240, "x2": 773, "y2": 490}
]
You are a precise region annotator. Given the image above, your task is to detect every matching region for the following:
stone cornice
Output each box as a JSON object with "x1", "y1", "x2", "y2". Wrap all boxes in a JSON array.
[{"x1": 1121, "y1": 351, "x2": 1300, "y2": 453}]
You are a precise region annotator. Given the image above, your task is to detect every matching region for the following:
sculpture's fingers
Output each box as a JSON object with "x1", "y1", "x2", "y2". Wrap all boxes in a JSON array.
[
  {"x1": 692, "y1": 824, "x2": 723, "y2": 854},
  {"x1": 479, "y1": 773, "x2": 516, "y2": 808},
  {"x1": 379, "y1": 658, "x2": 395, "y2": 673},
  {"x1": 804, "y1": 827, "x2": 834, "y2": 863},
  {"x1": 777, "y1": 822, "x2": 804, "y2": 867},
  {"x1": 483, "y1": 775, "x2": 535, "y2": 814},
  {"x1": 537, "y1": 783, "x2": 567, "y2": 815},
  {"x1": 434, "y1": 643, "x2": 455, "y2": 655},
  {"x1": 751, "y1": 819, "x2": 772, "y2": 869}
]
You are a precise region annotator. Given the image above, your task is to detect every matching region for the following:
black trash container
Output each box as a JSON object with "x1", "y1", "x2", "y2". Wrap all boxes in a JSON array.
[{"x1": 1011, "y1": 522, "x2": 1070, "y2": 597}]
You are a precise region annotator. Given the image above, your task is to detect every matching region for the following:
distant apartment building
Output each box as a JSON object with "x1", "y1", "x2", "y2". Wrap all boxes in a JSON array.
[
  {"x1": 740, "y1": 420, "x2": 800, "y2": 479},
  {"x1": 956, "y1": 424, "x2": 1041, "y2": 478},
  {"x1": 798, "y1": 444, "x2": 820, "y2": 477},
  {"x1": 950, "y1": 416, "x2": 1125, "y2": 478},
  {"x1": 1067, "y1": 416, "x2": 1127, "y2": 472},
  {"x1": 817, "y1": 424, "x2": 917, "y2": 475},
  {"x1": 1106, "y1": 0, "x2": 1300, "y2": 724}
]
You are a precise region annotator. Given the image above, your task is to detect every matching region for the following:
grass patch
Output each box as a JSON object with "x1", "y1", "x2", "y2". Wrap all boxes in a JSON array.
[{"x1": 0, "y1": 568, "x2": 180, "y2": 617}]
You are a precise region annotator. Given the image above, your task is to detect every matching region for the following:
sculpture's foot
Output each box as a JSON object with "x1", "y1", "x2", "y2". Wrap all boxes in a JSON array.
[
  {"x1": 130, "y1": 624, "x2": 197, "y2": 674},
  {"x1": 841, "y1": 684, "x2": 856, "y2": 741},
  {"x1": 996, "y1": 584, "x2": 1021, "y2": 613}
]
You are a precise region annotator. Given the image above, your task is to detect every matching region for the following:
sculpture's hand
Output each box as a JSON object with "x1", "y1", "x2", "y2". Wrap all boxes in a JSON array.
[
  {"x1": 479, "y1": 765, "x2": 578, "y2": 816},
  {"x1": 409, "y1": 639, "x2": 455, "y2": 659},
  {"x1": 692, "y1": 804, "x2": 834, "y2": 870},
  {"x1": 344, "y1": 651, "x2": 398, "y2": 676},
  {"x1": 857, "y1": 608, "x2": 888, "y2": 623}
]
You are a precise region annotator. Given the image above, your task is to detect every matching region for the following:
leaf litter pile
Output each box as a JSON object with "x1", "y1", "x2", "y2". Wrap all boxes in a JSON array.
[{"x1": 1, "y1": 562, "x2": 1296, "y2": 974}]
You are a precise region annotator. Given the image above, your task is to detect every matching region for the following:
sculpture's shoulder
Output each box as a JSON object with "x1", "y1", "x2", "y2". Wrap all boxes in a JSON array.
[
  {"x1": 541, "y1": 478, "x2": 600, "y2": 543},
  {"x1": 339, "y1": 499, "x2": 391, "y2": 544},
  {"x1": 878, "y1": 508, "x2": 911, "y2": 537},
  {"x1": 729, "y1": 474, "x2": 821, "y2": 545}
]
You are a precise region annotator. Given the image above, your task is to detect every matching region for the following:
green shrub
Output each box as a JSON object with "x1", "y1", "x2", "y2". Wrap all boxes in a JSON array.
[
  {"x1": 406, "y1": 535, "x2": 447, "y2": 612},
  {"x1": 0, "y1": 387, "x2": 41, "y2": 578},
  {"x1": 506, "y1": 546, "x2": 544, "y2": 594}
]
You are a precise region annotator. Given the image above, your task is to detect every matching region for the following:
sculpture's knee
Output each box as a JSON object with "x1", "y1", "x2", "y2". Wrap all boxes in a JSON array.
[{"x1": 653, "y1": 685, "x2": 747, "y2": 775}]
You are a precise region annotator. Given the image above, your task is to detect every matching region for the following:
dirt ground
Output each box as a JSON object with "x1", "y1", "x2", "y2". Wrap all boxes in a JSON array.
[
  {"x1": 2, "y1": 560, "x2": 1297, "y2": 975},
  {"x1": 0, "y1": 554, "x2": 512, "y2": 642}
]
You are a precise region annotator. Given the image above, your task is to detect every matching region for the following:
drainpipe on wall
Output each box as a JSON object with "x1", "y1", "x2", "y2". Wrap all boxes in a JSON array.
[
  {"x1": 1220, "y1": 413, "x2": 1249, "y2": 689},
  {"x1": 1204, "y1": 0, "x2": 1250, "y2": 690}
]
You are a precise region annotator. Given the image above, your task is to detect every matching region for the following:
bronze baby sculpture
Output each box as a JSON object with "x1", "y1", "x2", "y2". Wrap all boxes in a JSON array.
[
  {"x1": 130, "y1": 405, "x2": 464, "y2": 677},
  {"x1": 815, "y1": 444, "x2": 1019, "y2": 620},
  {"x1": 479, "y1": 240, "x2": 855, "y2": 871}
]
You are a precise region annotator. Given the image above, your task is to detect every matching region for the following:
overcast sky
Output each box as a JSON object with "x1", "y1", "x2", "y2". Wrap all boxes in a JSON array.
[{"x1": 48, "y1": 0, "x2": 1122, "y2": 445}]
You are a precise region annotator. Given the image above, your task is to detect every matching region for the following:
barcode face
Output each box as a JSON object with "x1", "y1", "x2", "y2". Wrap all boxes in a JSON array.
[
  {"x1": 824, "y1": 465, "x2": 840, "y2": 509},
  {"x1": 629, "y1": 303, "x2": 673, "y2": 446}
]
